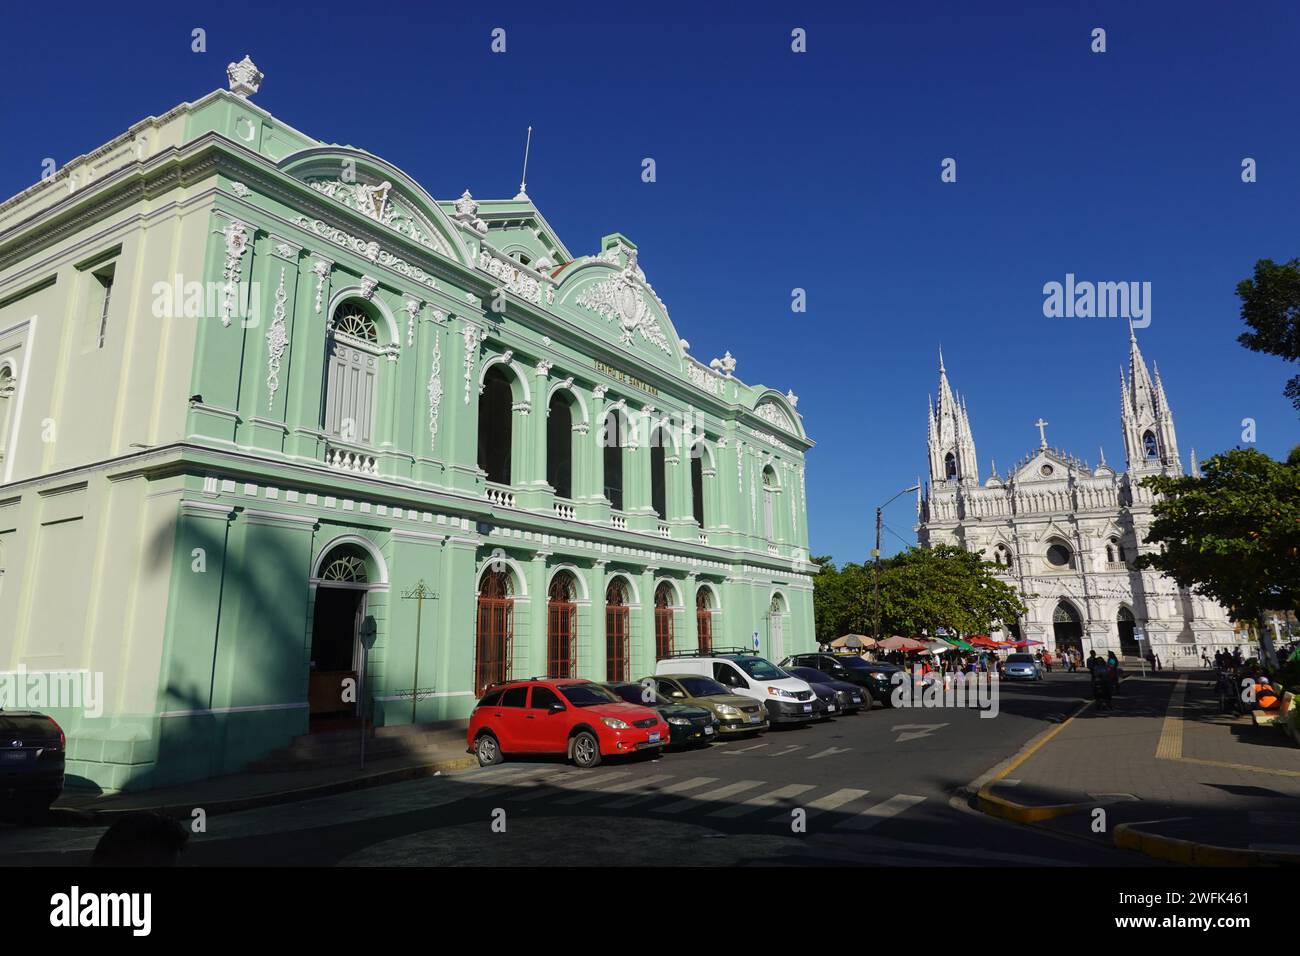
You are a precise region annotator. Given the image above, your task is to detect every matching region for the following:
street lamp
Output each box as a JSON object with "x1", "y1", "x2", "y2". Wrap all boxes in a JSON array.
[{"x1": 873, "y1": 482, "x2": 922, "y2": 643}]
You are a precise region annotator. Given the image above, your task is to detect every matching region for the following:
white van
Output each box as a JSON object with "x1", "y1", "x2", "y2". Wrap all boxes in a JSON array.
[{"x1": 655, "y1": 650, "x2": 818, "y2": 725}]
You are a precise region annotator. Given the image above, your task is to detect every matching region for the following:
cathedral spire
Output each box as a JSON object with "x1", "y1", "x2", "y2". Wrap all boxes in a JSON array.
[
  {"x1": 927, "y1": 350, "x2": 978, "y2": 486},
  {"x1": 1120, "y1": 328, "x2": 1181, "y2": 476}
]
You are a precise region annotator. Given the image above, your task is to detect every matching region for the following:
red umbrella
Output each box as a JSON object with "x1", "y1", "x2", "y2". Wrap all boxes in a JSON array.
[{"x1": 968, "y1": 635, "x2": 1001, "y2": 649}]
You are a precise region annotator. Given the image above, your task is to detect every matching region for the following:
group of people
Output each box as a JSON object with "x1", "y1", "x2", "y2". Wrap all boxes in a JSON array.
[{"x1": 1206, "y1": 646, "x2": 1247, "y2": 670}]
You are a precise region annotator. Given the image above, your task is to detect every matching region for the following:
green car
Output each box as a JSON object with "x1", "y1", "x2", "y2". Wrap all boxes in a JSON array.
[
  {"x1": 642, "y1": 674, "x2": 770, "y2": 736},
  {"x1": 602, "y1": 682, "x2": 719, "y2": 747}
]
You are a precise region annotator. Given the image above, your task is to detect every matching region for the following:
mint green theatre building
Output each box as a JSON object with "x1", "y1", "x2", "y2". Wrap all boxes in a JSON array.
[{"x1": 0, "y1": 59, "x2": 816, "y2": 792}]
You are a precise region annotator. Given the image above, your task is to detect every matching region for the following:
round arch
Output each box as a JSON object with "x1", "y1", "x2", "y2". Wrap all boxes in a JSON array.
[
  {"x1": 547, "y1": 564, "x2": 590, "y2": 602},
  {"x1": 476, "y1": 551, "x2": 529, "y2": 599},
  {"x1": 653, "y1": 577, "x2": 684, "y2": 608},
  {"x1": 769, "y1": 589, "x2": 789, "y2": 614},
  {"x1": 690, "y1": 439, "x2": 717, "y2": 470},
  {"x1": 751, "y1": 389, "x2": 805, "y2": 439},
  {"x1": 761, "y1": 462, "x2": 782, "y2": 491},
  {"x1": 695, "y1": 581, "x2": 722, "y2": 612},
  {"x1": 545, "y1": 380, "x2": 590, "y2": 427},
  {"x1": 310, "y1": 534, "x2": 390, "y2": 588},
  {"x1": 327, "y1": 288, "x2": 401, "y2": 348},
  {"x1": 604, "y1": 571, "x2": 641, "y2": 607},
  {"x1": 478, "y1": 353, "x2": 532, "y2": 404}
]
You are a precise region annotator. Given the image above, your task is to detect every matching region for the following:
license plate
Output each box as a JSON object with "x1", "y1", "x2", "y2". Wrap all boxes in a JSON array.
[
  {"x1": 827, "y1": 704, "x2": 836, "y2": 711},
  {"x1": 802, "y1": 704, "x2": 812, "y2": 712},
  {"x1": 748, "y1": 715, "x2": 761, "y2": 723},
  {"x1": 852, "y1": 696, "x2": 862, "y2": 703},
  {"x1": 704, "y1": 726, "x2": 714, "y2": 734},
  {"x1": 648, "y1": 732, "x2": 660, "y2": 743},
  {"x1": 1, "y1": 751, "x2": 29, "y2": 763}
]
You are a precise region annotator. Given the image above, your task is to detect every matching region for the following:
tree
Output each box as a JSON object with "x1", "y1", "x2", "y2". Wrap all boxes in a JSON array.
[
  {"x1": 1236, "y1": 258, "x2": 1300, "y2": 411},
  {"x1": 1136, "y1": 448, "x2": 1300, "y2": 664},
  {"x1": 812, "y1": 546, "x2": 1025, "y2": 641}
]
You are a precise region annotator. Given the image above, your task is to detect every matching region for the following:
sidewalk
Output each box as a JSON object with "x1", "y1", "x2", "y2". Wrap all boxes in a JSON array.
[
  {"x1": 975, "y1": 670, "x2": 1300, "y2": 865},
  {"x1": 49, "y1": 723, "x2": 476, "y2": 821}
]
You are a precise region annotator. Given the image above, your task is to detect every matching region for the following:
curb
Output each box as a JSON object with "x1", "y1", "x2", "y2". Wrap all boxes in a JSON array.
[
  {"x1": 1113, "y1": 823, "x2": 1300, "y2": 867},
  {"x1": 976, "y1": 788, "x2": 1095, "y2": 824},
  {"x1": 59, "y1": 754, "x2": 480, "y2": 822}
]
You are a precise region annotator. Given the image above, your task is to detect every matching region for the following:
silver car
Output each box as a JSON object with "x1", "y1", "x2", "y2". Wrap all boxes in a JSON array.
[{"x1": 1003, "y1": 653, "x2": 1043, "y2": 681}]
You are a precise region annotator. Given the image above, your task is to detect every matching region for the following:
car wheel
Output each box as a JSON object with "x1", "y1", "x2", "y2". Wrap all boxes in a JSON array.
[
  {"x1": 475, "y1": 732, "x2": 503, "y2": 767},
  {"x1": 571, "y1": 730, "x2": 602, "y2": 768}
]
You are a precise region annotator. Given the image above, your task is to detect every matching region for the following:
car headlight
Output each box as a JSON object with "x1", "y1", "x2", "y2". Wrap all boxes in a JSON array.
[
  {"x1": 767, "y1": 687, "x2": 797, "y2": 699},
  {"x1": 601, "y1": 717, "x2": 629, "y2": 729},
  {"x1": 668, "y1": 717, "x2": 690, "y2": 726},
  {"x1": 716, "y1": 704, "x2": 739, "y2": 716},
  {"x1": 871, "y1": 673, "x2": 890, "y2": 682}
]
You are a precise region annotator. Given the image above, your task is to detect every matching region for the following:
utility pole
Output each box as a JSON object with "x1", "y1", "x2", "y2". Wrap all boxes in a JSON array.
[{"x1": 874, "y1": 483, "x2": 921, "y2": 641}]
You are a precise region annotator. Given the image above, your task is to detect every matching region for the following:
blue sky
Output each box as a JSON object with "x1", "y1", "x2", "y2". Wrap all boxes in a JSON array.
[{"x1": 4, "y1": 0, "x2": 1298, "y2": 562}]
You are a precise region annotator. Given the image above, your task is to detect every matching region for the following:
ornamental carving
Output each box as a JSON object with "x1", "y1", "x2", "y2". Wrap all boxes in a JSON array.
[
  {"x1": 296, "y1": 217, "x2": 438, "y2": 292},
  {"x1": 575, "y1": 250, "x2": 672, "y2": 354},
  {"x1": 687, "y1": 361, "x2": 722, "y2": 395},
  {"x1": 462, "y1": 322, "x2": 486, "y2": 405},
  {"x1": 226, "y1": 56, "x2": 263, "y2": 98},
  {"x1": 478, "y1": 247, "x2": 549, "y2": 305},
  {"x1": 220, "y1": 219, "x2": 250, "y2": 327},
  {"x1": 428, "y1": 334, "x2": 443, "y2": 449},
  {"x1": 311, "y1": 259, "x2": 330, "y2": 313},
  {"x1": 266, "y1": 267, "x2": 288, "y2": 409},
  {"x1": 756, "y1": 400, "x2": 796, "y2": 433},
  {"x1": 306, "y1": 178, "x2": 451, "y2": 256},
  {"x1": 453, "y1": 190, "x2": 488, "y2": 234}
]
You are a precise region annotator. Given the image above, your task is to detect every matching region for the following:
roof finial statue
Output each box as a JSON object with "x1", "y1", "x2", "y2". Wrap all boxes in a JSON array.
[
  {"x1": 1098, "y1": 445, "x2": 1107, "y2": 467},
  {"x1": 515, "y1": 126, "x2": 533, "y2": 200},
  {"x1": 1034, "y1": 417, "x2": 1050, "y2": 449},
  {"x1": 226, "y1": 55, "x2": 264, "y2": 99}
]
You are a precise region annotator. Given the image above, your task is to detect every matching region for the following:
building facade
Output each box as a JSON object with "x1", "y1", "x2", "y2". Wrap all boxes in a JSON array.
[
  {"x1": 0, "y1": 59, "x2": 816, "y2": 792},
  {"x1": 917, "y1": 331, "x2": 1236, "y2": 663}
]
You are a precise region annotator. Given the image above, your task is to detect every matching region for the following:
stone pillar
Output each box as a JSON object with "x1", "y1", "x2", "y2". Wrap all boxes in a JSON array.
[
  {"x1": 527, "y1": 550, "x2": 550, "y2": 678},
  {"x1": 444, "y1": 318, "x2": 487, "y2": 495},
  {"x1": 636, "y1": 565, "x2": 657, "y2": 677},
  {"x1": 518, "y1": 360, "x2": 554, "y2": 512},
  {"x1": 586, "y1": 560, "x2": 608, "y2": 681},
  {"x1": 285, "y1": 254, "x2": 332, "y2": 460},
  {"x1": 584, "y1": 386, "x2": 608, "y2": 522}
]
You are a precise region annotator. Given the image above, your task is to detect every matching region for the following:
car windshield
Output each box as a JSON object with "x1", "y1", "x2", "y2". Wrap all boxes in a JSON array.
[
  {"x1": 733, "y1": 656, "x2": 784, "y2": 680},
  {"x1": 558, "y1": 683, "x2": 618, "y2": 707},
  {"x1": 677, "y1": 676, "x2": 729, "y2": 697},
  {"x1": 1007, "y1": 654, "x2": 1034, "y2": 663},
  {"x1": 829, "y1": 656, "x2": 873, "y2": 670},
  {"x1": 606, "y1": 684, "x2": 646, "y2": 705}
]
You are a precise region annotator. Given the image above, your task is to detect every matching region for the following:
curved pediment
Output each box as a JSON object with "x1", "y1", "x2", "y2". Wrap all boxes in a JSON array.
[
  {"x1": 278, "y1": 148, "x2": 472, "y2": 266},
  {"x1": 752, "y1": 390, "x2": 803, "y2": 438},
  {"x1": 550, "y1": 238, "x2": 684, "y2": 371}
]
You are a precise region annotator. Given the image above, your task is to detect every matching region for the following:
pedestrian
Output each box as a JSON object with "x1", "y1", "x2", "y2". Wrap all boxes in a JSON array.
[
  {"x1": 1202, "y1": 652, "x2": 1211, "y2": 669},
  {"x1": 1154, "y1": 653, "x2": 1162, "y2": 671},
  {"x1": 1043, "y1": 650, "x2": 1053, "y2": 673},
  {"x1": 1106, "y1": 649, "x2": 1120, "y2": 694}
]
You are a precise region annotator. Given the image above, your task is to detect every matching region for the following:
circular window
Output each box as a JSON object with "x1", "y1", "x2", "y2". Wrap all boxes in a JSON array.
[
  {"x1": 1040, "y1": 464, "x2": 1054, "y2": 477},
  {"x1": 1046, "y1": 543, "x2": 1072, "y2": 568}
]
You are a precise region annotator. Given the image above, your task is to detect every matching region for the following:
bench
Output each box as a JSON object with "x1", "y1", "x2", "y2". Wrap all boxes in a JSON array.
[{"x1": 1251, "y1": 690, "x2": 1294, "y2": 729}]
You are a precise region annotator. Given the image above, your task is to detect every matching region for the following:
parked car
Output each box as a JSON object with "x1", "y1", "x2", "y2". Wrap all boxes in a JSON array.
[
  {"x1": 1003, "y1": 653, "x2": 1043, "y2": 682},
  {"x1": 781, "y1": 652, "x2": 900, "y2": 707},
  {"x1": 602, "y1": 681, "x2": 719, "y2": 747},
  {"x1": 782, "y1": 666, "x2": 866, "y2": 715},
  {"x1": 466, "y1": 679, "x2": 670, "y2": 768},
  {"x1": 647, "y1": 674, "x2": 770, "y2": 736},
  {"x1": 0, "y1": 710, "x2": 66, "y2": 821},
  {"x1": 656, "y1": 649, "x2": 818, "y2": 725}
]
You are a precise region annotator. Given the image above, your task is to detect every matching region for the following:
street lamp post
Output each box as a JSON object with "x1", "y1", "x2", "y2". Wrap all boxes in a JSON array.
[{"x1": 874, "y1": 483, "x2": 922, "y2": 643}]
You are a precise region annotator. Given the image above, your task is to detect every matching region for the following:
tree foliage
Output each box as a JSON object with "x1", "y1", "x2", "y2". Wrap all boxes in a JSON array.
[
  {"x1": 1236, "y1": 258, "x2": 1300, "y2": 411},
  {"x1": 1135, "y1": 448, "x2": 1300, "y2": 620},
  {"x1": 813, "y1": 546, "x2": 1026, "y2": 640}
]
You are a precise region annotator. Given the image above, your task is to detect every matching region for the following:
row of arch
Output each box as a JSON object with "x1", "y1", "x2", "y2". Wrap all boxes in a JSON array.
[{"x1": 988, "y1": 534, "x2": 1131, "y2": 571}]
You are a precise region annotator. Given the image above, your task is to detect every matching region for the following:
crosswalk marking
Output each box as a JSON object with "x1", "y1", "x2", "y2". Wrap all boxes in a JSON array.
[
  {"x1": 766, "y1": 786, "x2": 869, "y2": 822},
  {"x1": 554, "y1": 773, "x2": 662, "y2": 805},
  {"x1": 603, "y1": 775, "x2": 718, "y2": 809},
  {"x1": 835, "y1": 793, "x2": 926, "y2": 831},
  {"x1": 654, "y1": 779, "x2": 765, "y2": 814},
  {"x1": 468, "y1": 767, "x2": 564, "y2": 802},
  {"x1": 708, "y1": 783, "x2": 814, "y2": 818},
  {"x1": 520, "y1": 771, "x2": 631, "y2": 802}
]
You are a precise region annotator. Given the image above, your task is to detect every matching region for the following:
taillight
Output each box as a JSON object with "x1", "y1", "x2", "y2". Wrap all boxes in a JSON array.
[{"x1": 47, "y1": 717, "x2": 66, "y2": 750}]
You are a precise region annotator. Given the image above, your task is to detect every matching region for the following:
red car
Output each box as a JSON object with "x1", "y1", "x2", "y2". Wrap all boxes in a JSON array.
[{"x1": 467, "y1": 679, "x2": 670, "y2": 768}]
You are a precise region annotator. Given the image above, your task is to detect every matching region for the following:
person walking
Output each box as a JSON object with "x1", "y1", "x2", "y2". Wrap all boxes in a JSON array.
[{"x1": 1106, "y1": 649, "x2": 1120, "y2": 695}]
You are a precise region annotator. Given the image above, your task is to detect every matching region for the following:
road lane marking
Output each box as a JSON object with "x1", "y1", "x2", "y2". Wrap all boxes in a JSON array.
[
  {"x1": 708, "y1": 784, "x2": 815, "y2": 818},
  {"x1": 834, "y1": 794, "x2": 926, "y2": 831},
  {"x1": 1155, "y1": 677, "x2": 1186, "y2": 760},
  {"x1": 806, "y1": 787, "x2": 871, "y2": 813},
  {"x1": 762, "y1": 745, "x2": 805, "y2": 757},
  {"x1": 807, "y1": 747, "x2": 851, "y2": 759},
  {"x1": 891, "y1": 724, "x2": 948, "y2": 742},
  {"x1": 603, "y1": 776, "x2": 715, "y2": 808},
  {"x1": 533, "y1": 771, "x2": 633, "y2": 803},
  {"x1": 723, "y1": 742, "x2": 768, "y2": 755},
  {"x1": 654, "y1": 780, "x2": 765, "y2": 814}
]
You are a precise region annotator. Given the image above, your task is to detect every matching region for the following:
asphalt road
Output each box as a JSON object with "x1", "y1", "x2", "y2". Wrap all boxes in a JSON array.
[{"x1": 0, "y1": 672, "x2": 1151, "y2": 866}]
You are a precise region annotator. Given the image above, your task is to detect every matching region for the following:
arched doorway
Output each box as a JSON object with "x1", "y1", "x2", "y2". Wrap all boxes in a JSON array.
[
  {"x1": 475, "y1": 567, "x2": 514, "y2": 694},
  {"x1": 1117, "y1": 606, "x2": 1139, "y2": 657},
  {"x1": 309, "y1": 543, "x2": 376, "y2": 727},
  {"x1": 322, "y1": 301, "x2": 382, "y2": 447},
  {"x1": 769, "y1": 592, "x2": 787, "y2": 660},
  {"x1": 696, "y1": 586, "x2": 714, "y2": 654},
  {"x1": 547, "y1": 571, "x2": 578, "y2": 678},
  {"x1": 654, "y1": 581, "x2": 675, "y2": 660},
  {"x1": 547, "y1": 392, "x2": 573, "y2": 500},
  {"x1": 1052, "y1": 600, "x2": 1084, "y2": 658},
  {"x1": 478, "y1": 364, "x2": 514, "y2": 485},
  {"x1": 605, "y1": 578, "x2": 631, "y2": 681},
  {"x1": 603, "y1": 409, "x2": 625, "y2": 511}
]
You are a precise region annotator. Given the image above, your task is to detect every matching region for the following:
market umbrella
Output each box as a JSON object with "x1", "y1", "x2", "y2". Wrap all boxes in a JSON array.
[
  {"x1": 830, "y1": 634, "x2": 876, "y2": 650},
  {"x1": 924, "y1": 640, "x2": 953, "y2": 654},
  {"x1": 942, "y1": 636, "x2": 976, "y2": 651},
  {"x1": 878, "y1": 635, "x2": 929, "y2": 652},
  {"x1": 968, "y1": 635, "x2": 1001, "y2": 649}
]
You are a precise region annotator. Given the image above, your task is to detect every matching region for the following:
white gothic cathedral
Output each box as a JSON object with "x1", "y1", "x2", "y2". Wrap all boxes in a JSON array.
[{"x1": 916, "y1": 327, "x2": 1236, "y2": 663}]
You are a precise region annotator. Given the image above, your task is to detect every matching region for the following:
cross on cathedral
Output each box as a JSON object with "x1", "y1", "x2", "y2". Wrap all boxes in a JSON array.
[{"x1": 1034, "y1": 417, "x2": 1050, "y2": 449}]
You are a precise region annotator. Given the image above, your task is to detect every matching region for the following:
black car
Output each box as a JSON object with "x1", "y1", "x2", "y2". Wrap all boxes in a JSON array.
[
  {"x1": 783, "y1": 666, "x2": 867, "y2": 715},
  {"x1": 780, "y1": 652, "x2": 900, "y2": 707},
  {"x1": 601, "y1": 682, "x2": 719, "y2": 747},
  {"x1": 0, "y1": 711, "x2": 66, "y2": 821}
]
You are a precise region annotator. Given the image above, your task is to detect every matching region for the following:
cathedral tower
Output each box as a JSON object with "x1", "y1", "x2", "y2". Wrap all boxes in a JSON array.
[
  {"x1": 927, "y1": 349, "x2": 979, "y2": 486},
  {"x1": 1120, "y1": 323, "x2": 1181, "y2": 476}
]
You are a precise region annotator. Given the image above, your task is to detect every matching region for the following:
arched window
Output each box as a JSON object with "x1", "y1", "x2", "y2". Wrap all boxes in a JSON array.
[
  {"x1": 994, "y1": 544, "x2": 1013, "y2": 568},
  {"x1": 768, "y1": 592, "x2": 787, "y2": 660},
  {"x1": 603, "y1": 409, "x2": 624, "y2": 511},
  {"x1": 654, "y1": 581, "x2": 675, "y2": 659},
  {"x1": 323, "y1": 302, "x2": 381, "y2": 445},
  {"x1": 605, "y1": 578, "x2": 630, "y2": 681},
  {"x1": 547, "y1": 392, "x2": 573, "y2": 500},
  {"x1": 691, "y1": 450, "x2": 705, "y2": 527},
  {"x1": 650, "y1": 427, "x2": 668, "y2": 522},
  {"x1": 1045, "y1": 539, "x2": 1074, "y2": 570},
  {"x1": 547, "y1": 572, "x2": 578, "y2": 678},
  {"x1": 475, "y1": 568, "x2": 514, "y2": 694},
  {"x1": 762, "y1": 466, "x2": 776, "y2": 540},
  {"x1": 1142, "y1": 430, "x2": 1159, "y2": 459},
  {"x1": 478, "y1": 364, "x2": 514, "y2": 485},
  {"x1": 696, "y1": 587, "x2": 714, "y2": 654},
  {"x1": 944, "y1": 452, "x2": 957, "y2": 479},
  {"x1": 0, "y1": 364, "x2": 15, "y2": 461}
]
